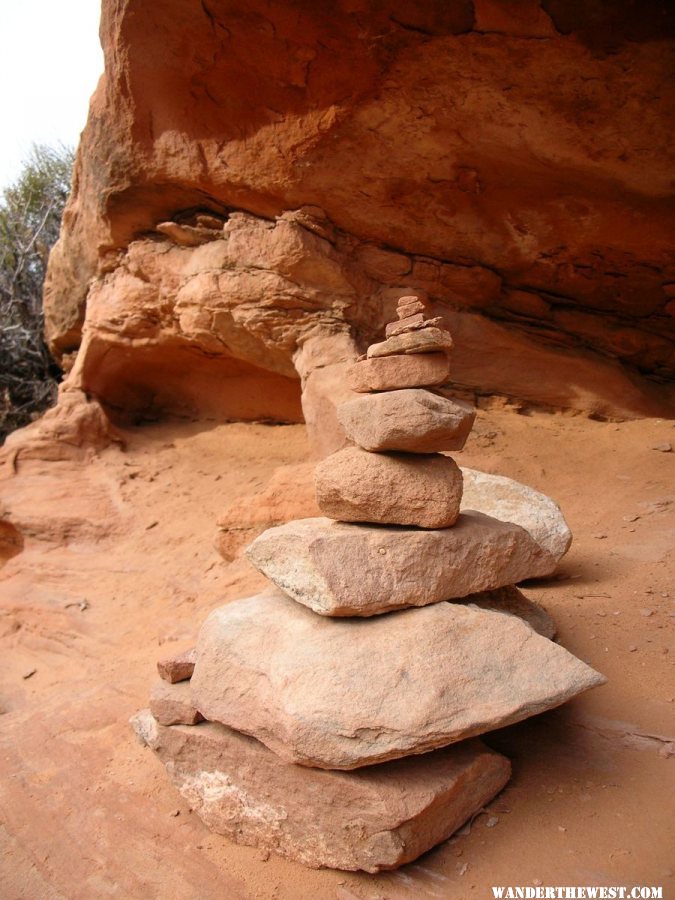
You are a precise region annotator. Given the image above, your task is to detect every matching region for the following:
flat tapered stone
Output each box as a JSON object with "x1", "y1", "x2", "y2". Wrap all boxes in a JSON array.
[
  {"x1": 131, "y1": 710, "x2": 510, "y2": 872},
  {"x1": 367, "y1": 327, "x2": 453, "y2": 358},
  {"x1": 315, "y1": 446, "x2": 463, "y2": 528},
  {"x1": 246, "y1": 513, "x2": 556, "y2": 616},
  {"x1": 347, "y1": 353, "x2": 451, "y2": 392},
  {"x1": 337, "y1": 389, "x2": 476, "y2": 453},
  {"x1": 190, "y1": 589, "x2": 606, "y2": 769}
]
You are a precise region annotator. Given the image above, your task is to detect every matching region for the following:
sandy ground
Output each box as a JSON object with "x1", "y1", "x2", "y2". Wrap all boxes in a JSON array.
[{"x1": 0, "y1": 409, "x2": 673, "y2": 899}]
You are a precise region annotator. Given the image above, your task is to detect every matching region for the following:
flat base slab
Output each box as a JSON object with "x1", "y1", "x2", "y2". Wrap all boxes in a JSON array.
[{"x1": 131, "y1": 711, "x2": 510, "y2": 873}]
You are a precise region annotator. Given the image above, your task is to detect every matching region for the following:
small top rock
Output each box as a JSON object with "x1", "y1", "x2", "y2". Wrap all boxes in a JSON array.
[
  {"x1": 396, "y1": 295, "x2": 430, "y2": 319},
  {"x1": 373, "y1": 294, "x2": 453, "y2": 352}
]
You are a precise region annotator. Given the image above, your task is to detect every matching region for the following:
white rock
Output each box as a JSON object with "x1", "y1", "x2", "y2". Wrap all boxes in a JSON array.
[{"x1": 461, "y1": 467, "x2": 572, "y2": 563}]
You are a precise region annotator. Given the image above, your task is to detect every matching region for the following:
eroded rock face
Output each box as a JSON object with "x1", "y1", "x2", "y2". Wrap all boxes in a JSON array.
[
  {"x1": 131, "y1": 711, "x2": 511, "y2": 872},
  {"x1": 40, "y1": 0, "x2": 674, "y2": 428},
  {"x1": 190, "y1": 589, "x2": 606, "y2": 769}
]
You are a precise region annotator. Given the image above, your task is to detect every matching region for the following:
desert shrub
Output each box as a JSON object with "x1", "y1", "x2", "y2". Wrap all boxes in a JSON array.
[{"x1": 0, "y1": 143, "x2": 74, "y2": 442}]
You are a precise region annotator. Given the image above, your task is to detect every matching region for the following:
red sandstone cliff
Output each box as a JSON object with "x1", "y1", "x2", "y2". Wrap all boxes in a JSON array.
[{"x1": 42, "y1": 0, "x2": 675, "y2": 430}]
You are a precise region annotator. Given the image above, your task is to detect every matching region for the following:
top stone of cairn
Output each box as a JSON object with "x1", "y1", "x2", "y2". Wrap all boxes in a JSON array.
[
  {"x1": 347, "y1": 295, "x2": 453, "y2": 392},
  {"x1": 370, "y1": 294, "x2": 452, "y2": 356}
]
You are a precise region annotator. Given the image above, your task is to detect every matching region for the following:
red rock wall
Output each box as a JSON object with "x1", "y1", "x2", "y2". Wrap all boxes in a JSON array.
[{"x1": 44, "y1": 0, "x2": 675, "y2": 420}]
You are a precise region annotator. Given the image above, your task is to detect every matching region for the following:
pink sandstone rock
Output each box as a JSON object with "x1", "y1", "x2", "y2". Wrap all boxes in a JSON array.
[
  {"x1": 149, "y1": 680, "x2": 203, "y2": 726},
  {"x1": 347, "y1": 353, "x2": 451, "y2": 393},
  {"x1": 314, "y1": 446, "x2": 463, "y2": 528},
  {"x1": 337, "y1": 389, "x2": 476, "y2": 453},
  {"x1": 246, "y1": 513, "x2": 557, "y2": 616},
  {"x1": 131, "y1": 710, "x2": 510, "y2": 872},
  {"x1": 367, "y1": 327, "x2": 454, "y2": 358},
  {"x1": 42, "y1": 3, "x2": 675, "y2": 422},
  {"x1": 189, "y1": 589, "x2": 606, "y2": 770},
  {"x1": 157, "y1": 648, "x2": 196, "y2": 683}
]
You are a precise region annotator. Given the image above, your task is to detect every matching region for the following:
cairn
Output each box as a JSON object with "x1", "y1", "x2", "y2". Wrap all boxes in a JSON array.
[{"x1": 132, "y1": 295, "x2": 605, "y2": 873}]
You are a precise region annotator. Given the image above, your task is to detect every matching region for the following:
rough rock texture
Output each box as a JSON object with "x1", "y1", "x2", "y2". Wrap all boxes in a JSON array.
[
  {"x1": 246, "y1": 513, "x2": 557, "y2": 616},
  {"x1": 314, "y1": 447, "x2": 463, "y2": 528},
  {"x1": 131, "y1": 711, "x2": 511, "y2": 872},
  {"x1": 462, "y1": 466, "x2": 572, "y2": 561},
  {"x1": 190, "y1": 589, "x2": 606, "y2": 769},
  {"x1": 157, "y1": 648, "x2": 196, "y2": 684},
  {"x1": 38, "y1": 0, "x2": 675, "y2": 434},
  {"x1": 347, "y1": 353, "x2": 451, "y2": 393},
  {"x1": 337, "y1": 389, "x2": 476, "y2": 453},
  {"x1": 149, "y1": 680, "x2": 203, "y2": 726}
]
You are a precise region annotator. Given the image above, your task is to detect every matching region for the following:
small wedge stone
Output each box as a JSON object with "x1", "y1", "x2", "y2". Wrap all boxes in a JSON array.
[
  {"x1": 458, "y1": 585, "x2": 556, "y2": 640},
  {"x1": 150, "y1": 680, "x2": 203, "y2": 726},
  {"x1": 385, "y1": 312, "x2": 426, "y2": 335},
  {"x1": 157, "y1": 647, "x2": 197, "y2": 683}
]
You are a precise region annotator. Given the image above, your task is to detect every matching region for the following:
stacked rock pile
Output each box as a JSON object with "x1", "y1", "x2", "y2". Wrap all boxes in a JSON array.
[{"x1": 132, "y1": 296, "x2": 605, "y2": 873}]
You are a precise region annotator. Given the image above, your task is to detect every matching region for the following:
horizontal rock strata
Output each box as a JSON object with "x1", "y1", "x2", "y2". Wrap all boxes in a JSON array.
[
  {"x1": 190, "y1": 589, "x2": 606, "y2": 769},
  {"x1": 314, "y1": 446, "x2": 463, "y2": 528},
  {"x1": 246, "y1": 513, "x2": 556, "y2": 616},
  {"x1": 131, "y1": 710, "x2": 510, "y2": 872},
  {"x1": 337, "y1": 389, "x2": 476, "y2": 453}
]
